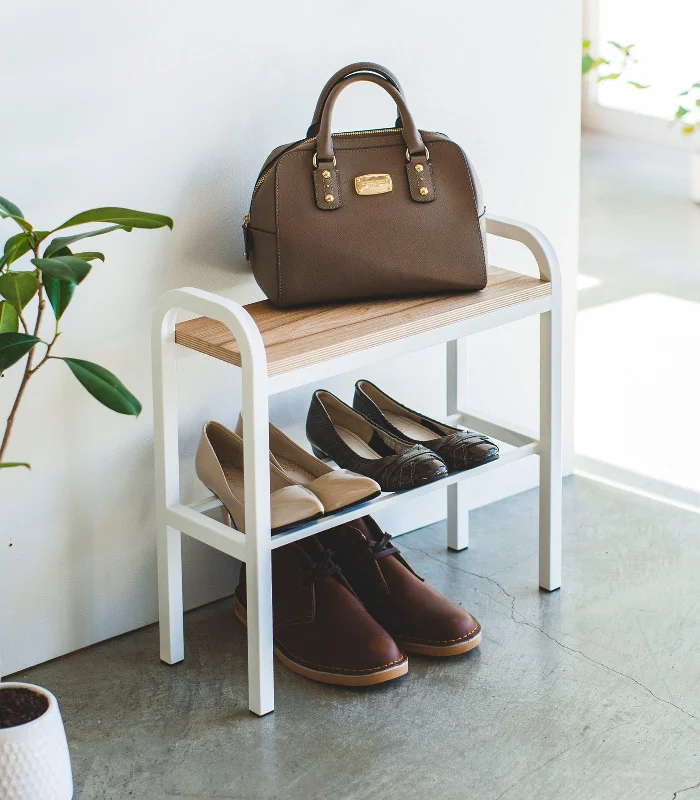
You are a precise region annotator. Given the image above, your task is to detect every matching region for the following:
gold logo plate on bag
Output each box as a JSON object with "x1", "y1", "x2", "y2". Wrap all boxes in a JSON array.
[{"x1": 354, "y1": 173, "x2": 393, "y2": 195}]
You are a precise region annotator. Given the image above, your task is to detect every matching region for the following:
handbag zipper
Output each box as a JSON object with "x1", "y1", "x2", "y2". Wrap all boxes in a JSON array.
[
  {"x1": 242, "y1": 213, "x2": 252, "y2": 259},
  {"x1": 250, "y1": 127, "x2": 404, "y2": 199}
]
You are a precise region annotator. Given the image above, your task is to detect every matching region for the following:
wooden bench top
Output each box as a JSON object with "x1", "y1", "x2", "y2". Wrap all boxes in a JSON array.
[{"x1": 174, "y1": 266, "x2": 550, "y2": 376}]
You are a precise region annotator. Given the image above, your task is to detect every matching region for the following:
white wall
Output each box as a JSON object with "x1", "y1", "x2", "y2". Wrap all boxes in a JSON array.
[{"x1": 0, "y1": 0, "x2": 581, "y2": 674}]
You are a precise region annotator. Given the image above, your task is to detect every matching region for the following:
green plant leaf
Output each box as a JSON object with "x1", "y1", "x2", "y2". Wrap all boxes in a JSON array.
[
  {"x1": 33, "y1": 257, "x2": 91, "y2": 320},
  {"x1": 72, "y1": 251, "x2": 105, "y2": 262},
  {"x1": 0, "y1": 332, "x2": 40, "y2": 372},
  {"x1": 43, "y1": 225, "x2": 127, "y2": 257},
  {"x1": 42, "y1": 261, "x2": 90, "y2": 321},
  {"x1": 55, "y1": 207, "x2": 173, "y2": 231},
  {"x1": 31, "y1": 256, "x2": 92, "y2": 283},
  {"x1": 0, "y1": 231, "x2": 47, "y2": 270},
  {"x1": 608, "y1": 40, "x2": 624, "y2": 50},
  {"x1": 61, "y1": 358, "x2": 142, "y2": 416},
  {"x1": 3, "y1": 233, "x2": 27, "y2": 255},
  {"x1": 582, "y1": 54, "x2": 595, "y2": 75},
  {"x1": 628, "y1": 81, "x2": 650, "y2": 90},
  {"x1": 0, "y1": 462, "x2": 31, "y2": 469},
  {"x1": 0, "y1": 197, "x2": 24, "y2": 219},
  {"x1": 676, "y1": 105, "x2": 690, "y2": 118},
  {"x1": 0, "y1": 233, "x2": 33, "y2": 269},
  {"x1": 0, "y1": 301, "x2": 18, "y2": 333},
  {"x1": 44, "y1": 277, "x2": 72, "y2": 320},
  {"x1": 10, "y1": 218, "x2": 32, "y2": 232},
  {"x1": 0, "y1": 198, "x2": 32, "y2": 233},
  {"x1": 582, "y1": 39, "x2": 591, "y2": 50},
  {"x1": 0, "y1": 271, "x2": 38, "y2": 312},
  {"x1": 682, "y1": 124, "x2": 696, "y2": 135},
  {"x1": 598, "y1": 72, "x2": 621, "y2": 82}
]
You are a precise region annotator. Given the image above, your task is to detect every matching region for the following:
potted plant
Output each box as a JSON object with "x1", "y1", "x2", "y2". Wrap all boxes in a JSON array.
[
  {"x1": 0, "y1": 683, "x2": 73, "y2": 800},
  {"x1": 674, "y1": 82, "x2": 700, "y2": 203},
  {"x1": 0, "y1": 196, "x2": 173, "y2": 798},
  {"x1": 582, "y1": 39, "x2": 649, "y2": 89}
]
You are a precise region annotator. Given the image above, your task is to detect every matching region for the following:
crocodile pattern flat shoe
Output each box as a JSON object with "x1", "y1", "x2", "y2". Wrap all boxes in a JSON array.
[
  {"x1": 306, "y1": 390, "x2": 448, "y2": 492},
  {"x1": 353, "y1": 380, "x2": 499, "y2": 473}
]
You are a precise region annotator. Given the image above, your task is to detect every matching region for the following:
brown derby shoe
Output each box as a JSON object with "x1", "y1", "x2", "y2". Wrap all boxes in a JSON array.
[
  {"x1": 319, "y1": 516, "x2": 481, "y2": 656},
  {"x1": 234, "y1": 537, "x2": 408, "y2": 685}
]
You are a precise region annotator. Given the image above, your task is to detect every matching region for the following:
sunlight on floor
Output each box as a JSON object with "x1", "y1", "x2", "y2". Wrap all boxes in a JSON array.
[{"x1": 576, "y1": 291, "x2": 700, "y2": 496}]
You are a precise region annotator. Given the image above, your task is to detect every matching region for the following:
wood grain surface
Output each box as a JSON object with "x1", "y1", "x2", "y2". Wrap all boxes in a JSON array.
[{"x1": 174, "y1": 266, "x2": 551, "y2": 376}]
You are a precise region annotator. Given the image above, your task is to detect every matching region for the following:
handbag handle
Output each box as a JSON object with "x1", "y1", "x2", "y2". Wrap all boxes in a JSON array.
[
  {"x1": 313, "y1": 73, "x2": 434, "y2": 209},
  {"x1": 315, "y1": 73, "x2": 426, "y2": 162},
  {"x1": 306, "y1": 62, "x2": 404, "y2": 138}
]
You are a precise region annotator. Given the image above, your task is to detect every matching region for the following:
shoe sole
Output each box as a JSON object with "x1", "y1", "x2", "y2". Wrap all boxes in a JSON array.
[
  {"x1": 325, "y1": 489, "x2": 382, "y2": 515},
  {"x1": 396, "y1": 631, "x2": 481, "y2": 657},
  {"x1": 233, "y1": 597, "x2": 408, "y2": 686},
  {"x1": 271, "y1": 512, "x2": 324, "y2": 535},
  {"x1": 449, "y1": 452, "x2": 500, "y2": 474}
]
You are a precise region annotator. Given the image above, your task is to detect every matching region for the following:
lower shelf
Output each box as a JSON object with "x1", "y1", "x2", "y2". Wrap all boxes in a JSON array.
[{"x1": 176, "y1": 420, "x2": 539, "y2": 558}]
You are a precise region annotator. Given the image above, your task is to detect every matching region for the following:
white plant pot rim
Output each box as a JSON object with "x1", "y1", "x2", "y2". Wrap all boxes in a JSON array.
[{"x1": 0, "y1": 682, "x2": 57, "y2": 733}]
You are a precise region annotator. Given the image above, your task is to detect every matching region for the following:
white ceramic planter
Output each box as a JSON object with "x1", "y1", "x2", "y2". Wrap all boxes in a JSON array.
[
  {"x1": 0, "y1": 683, "x2": 73, "y2": 800},
  {"x1": 691, "y1": 150, "x2": 700, "y2": 205}
]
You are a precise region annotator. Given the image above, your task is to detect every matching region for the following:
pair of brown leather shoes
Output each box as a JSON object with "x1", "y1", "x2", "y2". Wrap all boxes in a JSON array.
[
  {"x1": 234, "y1": 515, "x2": 481, "y2": 686},
  {"x1": 306, "y1": 381, "x2": 499, "y2": 492}
]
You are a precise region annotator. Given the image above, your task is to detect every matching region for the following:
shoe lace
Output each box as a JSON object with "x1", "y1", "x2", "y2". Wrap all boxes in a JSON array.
[
  {"x1": 301, "y1": 549, "x2": 341, "y2": 588},
  {"x1": 370, "y1": 532, "x2": 400, "y2": 560}
]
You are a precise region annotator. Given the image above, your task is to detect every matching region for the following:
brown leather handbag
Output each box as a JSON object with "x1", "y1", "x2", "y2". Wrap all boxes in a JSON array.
[{"x1": 243, "y1": 62, "x2": 488, "y2": 308}]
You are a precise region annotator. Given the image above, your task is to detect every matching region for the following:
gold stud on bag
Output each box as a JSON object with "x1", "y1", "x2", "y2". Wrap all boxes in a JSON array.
[{"x1": 243, "y1": 62, "x2": 488, "y2": 308}]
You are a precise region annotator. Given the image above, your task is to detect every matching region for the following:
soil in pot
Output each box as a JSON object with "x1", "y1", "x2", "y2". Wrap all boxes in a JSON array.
[{"x1": 0, "y1": 687, "x2": 49, "y2": 728}]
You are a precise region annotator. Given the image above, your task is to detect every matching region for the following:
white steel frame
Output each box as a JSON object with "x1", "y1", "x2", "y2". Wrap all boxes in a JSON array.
[{"x1": 152, "y1": 214, "x2": 563, "y2": 717}]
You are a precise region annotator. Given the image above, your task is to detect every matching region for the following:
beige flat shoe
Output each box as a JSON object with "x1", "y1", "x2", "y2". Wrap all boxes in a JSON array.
[
  {"x1": 195, "y1": 421, "x2": 324, "y2": 533},
  {"x1": 234, "y1": 415, "x2": 381, "y2": 514}
]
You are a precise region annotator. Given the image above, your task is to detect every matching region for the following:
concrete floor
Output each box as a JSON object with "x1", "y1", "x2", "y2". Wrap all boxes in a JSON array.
[
  {"x1": 12, "y1": 135, "x2": 700, "y2": 798},
  {"x1": 14, "y1": 476, "x2": 700, "y2": 800}
]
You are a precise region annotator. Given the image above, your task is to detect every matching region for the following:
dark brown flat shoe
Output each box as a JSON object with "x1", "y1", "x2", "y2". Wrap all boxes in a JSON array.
[
  {"x1": 306, "y1": 390, "x2": 448, "y2": 493},
  {"x1": 353, "y1": 379, "x2": 499, "y2": 473},
  {"x1": 235, "y1": 537, "x2": 408, "y2": 686},
  {"x1": 318, "y1": 516, "x2": 481, "y2": 657}
]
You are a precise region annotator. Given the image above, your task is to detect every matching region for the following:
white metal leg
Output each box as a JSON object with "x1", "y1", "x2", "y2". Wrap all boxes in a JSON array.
[
  {"x1": 153, "y1": 307, "x2": 185, "y2": 663},
  {"x1": 539, "y1": 307, "x2": 563, "y2": 591},
  {"x1": 446, "y1": 339, "x2": 469, "y2": 551},
  {"x1": 157, "y1": 525, "x2": 184, "y2": 663},
  {"x1": 447, "y1": 482, "x2": 470, "y2": 551},
  {"x1": 241, "y1": 353, "x2": 274, "y2": 717}
]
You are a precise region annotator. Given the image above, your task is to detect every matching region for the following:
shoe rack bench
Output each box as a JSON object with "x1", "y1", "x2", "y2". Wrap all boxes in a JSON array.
[{"x1": 152, "y1": 213, "x2": 563, "y2": 717}]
